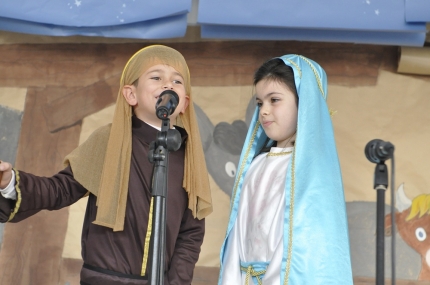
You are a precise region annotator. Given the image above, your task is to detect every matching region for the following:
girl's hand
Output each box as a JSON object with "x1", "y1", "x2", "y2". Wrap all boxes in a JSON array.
[{"x1": 0, "y1": 160, "x2": 13, "y2": 189}]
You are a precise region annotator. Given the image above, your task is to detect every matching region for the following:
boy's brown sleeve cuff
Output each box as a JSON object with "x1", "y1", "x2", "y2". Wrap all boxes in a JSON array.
[
  {"x1": 7, "y1": 169, "x2": 22, "y2": 222},
  {"x1": 0, "y1": 194, "x2": 15, "y2": 222}
]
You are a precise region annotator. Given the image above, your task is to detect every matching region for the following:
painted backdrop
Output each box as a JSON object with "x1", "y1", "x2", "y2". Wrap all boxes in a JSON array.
[{"x1": 0, "y1": 39, "x2": 430, "y2": 284}]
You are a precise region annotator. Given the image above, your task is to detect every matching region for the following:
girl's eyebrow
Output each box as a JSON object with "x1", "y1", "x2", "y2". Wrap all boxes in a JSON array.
[{"x1": 256, "y1": 92, "x2": 281, "y2": 100}]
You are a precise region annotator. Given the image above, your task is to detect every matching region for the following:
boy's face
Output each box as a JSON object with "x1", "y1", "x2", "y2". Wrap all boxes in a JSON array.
[{"x1": 123, "y1": 64, "x2": 189, "y2": 127}]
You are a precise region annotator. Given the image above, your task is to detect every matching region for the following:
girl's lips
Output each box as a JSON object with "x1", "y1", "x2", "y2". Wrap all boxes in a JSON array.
[{"x1": 262, "y1": 121, "x2": 272, "y2": 127}]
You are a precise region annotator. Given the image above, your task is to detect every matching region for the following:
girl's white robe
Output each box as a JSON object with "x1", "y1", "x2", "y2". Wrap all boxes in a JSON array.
[{"x1": 221, "y1": 147, "x2": 293, "y2": 285}]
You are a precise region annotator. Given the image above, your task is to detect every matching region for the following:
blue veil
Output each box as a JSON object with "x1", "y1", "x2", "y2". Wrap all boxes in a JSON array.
[{"x1": 219, "y1": 55, "x2": 353, "y2": 284}]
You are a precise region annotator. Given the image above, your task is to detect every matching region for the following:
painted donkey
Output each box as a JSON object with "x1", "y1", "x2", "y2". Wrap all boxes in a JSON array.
[{"x1": 385, "y1": 183, "x2": 430, "y2": 280}]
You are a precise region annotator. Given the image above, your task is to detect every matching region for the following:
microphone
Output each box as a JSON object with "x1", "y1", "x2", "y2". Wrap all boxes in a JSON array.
[
  {"x1": 364, "y1": 139, "x2": 395, "y2": 163},
  {"x1": 155, "y1": 90, "x2": 179, "y2": 120}
]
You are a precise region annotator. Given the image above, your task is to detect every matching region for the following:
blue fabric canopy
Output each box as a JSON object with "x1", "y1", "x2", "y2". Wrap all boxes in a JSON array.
[
  {"x1": 405, "y1": 0, "x2": 430, "y2": 22},
  {"x1": 0, "y1": 0, "x2": 191, "y2": 38},
  {"x1": 0, "y1": 0, "x2": 427, "y2": 43},
  {"x1": 198, "y1": 0, "x2": 427, "y2": 46}
]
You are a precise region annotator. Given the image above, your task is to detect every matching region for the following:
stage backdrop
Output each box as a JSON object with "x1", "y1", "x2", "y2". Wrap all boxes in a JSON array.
[{"x1": 0, "y1": 40, "x2": 430, "y2": 284}]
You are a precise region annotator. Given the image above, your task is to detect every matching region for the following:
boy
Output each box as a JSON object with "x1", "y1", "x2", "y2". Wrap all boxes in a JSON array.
[{"x1": 0, "y1": 45, "x2": 212, "y2": 285}]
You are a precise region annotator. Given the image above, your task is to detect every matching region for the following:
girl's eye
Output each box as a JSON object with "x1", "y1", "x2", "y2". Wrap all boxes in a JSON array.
[
  {"x1": 173, "y1": 80, "x2": 183, "y2": 85},
  {"x1": 151, "y1": 77, "x2": 161, "y2": 80},
  {"x1": 271, "y1": 98, "x2": 280, "y2": 103},
  {"x1": 256, "y1": 102, "x2": 262, "y2": 107}
]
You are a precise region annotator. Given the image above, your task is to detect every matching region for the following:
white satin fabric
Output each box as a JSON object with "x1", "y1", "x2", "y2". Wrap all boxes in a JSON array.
[{"x1": 221, "y1": 147, "x2": 293, "y2": 285}]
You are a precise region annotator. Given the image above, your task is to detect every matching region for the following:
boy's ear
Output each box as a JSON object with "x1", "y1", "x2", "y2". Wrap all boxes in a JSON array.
[
  {"x1": 180, "y1": 96, "x2": 190, "y2": 114},
  {"x1": 122, "y1": 85, "x2": 137, "y2": 106}
]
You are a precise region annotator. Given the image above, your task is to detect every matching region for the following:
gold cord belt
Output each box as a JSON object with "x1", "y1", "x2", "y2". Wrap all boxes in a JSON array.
[{"x1": 240, "y1": 265, "x2": 267, "y2": 285}]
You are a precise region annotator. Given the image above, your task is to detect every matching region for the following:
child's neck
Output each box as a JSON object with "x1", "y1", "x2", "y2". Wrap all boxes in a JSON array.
[
  {"x1": 144, "y1": 121, "x2": 175, "y2": 131},
  {"x1": 145, "y1": 121, "x2": 161, "y2": 131}
]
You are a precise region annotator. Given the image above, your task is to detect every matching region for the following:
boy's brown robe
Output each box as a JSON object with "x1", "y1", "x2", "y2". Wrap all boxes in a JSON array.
[{"x1": 0, "y1": 116, "x2": 204, "y2": 285}]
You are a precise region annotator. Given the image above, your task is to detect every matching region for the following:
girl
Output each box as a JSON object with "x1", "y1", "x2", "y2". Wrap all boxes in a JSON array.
[{"x1": 218, "y1": 55, "x2": 353, "y2": 284}]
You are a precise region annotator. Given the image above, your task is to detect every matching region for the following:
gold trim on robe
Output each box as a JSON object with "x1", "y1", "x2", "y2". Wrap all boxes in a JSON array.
[
  {"x1": 8, "y1": 169, "x2": 22, "y2": 222},
  {"x1": 141, "y1": 197, "x2": 154, "y2": 276}
]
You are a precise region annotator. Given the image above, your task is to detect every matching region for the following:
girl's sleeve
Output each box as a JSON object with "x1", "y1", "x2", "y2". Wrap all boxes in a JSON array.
[
  {"x1": 219, "y1": 223, "x2": 242, "y2": 285},
  {"x1": 0, "y1": 166, "x2": 88, "y2": 223}
]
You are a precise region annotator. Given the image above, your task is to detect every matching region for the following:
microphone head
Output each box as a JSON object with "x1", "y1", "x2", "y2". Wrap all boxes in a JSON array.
[
  {"x1": 157, "y1": 90, "x2": 179, "y2": 103},
  {"x1": 365, "y1": 139, "x2": 384, "y2": 163},
  {"x1": 365, "y1": 139, "x2": 394, "y2": 164},
  {"x1": 156, "y1": 90, "x2": 179, "y2": 120}
]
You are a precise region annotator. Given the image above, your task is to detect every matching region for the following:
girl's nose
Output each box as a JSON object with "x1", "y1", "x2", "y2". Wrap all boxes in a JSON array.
[{"x1": 260, "y1": 106, "x2": 269, "y2": 116}]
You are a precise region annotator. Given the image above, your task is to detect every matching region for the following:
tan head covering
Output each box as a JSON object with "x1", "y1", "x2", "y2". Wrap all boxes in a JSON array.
[{"x1": 64, "y1": 45, "x2": 212, "y2": 231}]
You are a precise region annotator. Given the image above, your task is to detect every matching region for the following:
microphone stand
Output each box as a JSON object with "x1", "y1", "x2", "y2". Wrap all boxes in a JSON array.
[
  {"x1": 365, "y1": 139, "x2": 395, "y2": 285},
  {"x1": 148, "y1": 117, "x2": 181, "y2": 285},
  {"x1": 373, "y1": 162, "x2": 388, "y2": 285}
]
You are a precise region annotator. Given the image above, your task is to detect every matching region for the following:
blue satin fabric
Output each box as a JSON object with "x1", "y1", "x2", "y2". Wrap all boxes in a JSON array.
[{"x1": 219, "y1": 55, "x2": 353, "y2": 284}]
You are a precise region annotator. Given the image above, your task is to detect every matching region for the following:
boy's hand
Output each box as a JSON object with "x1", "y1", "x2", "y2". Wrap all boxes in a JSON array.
[{"x1": 0, "y1": 160, "x2": 13, "y2": 189}]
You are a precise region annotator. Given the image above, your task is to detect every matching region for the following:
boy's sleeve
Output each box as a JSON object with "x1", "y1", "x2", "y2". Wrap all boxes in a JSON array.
[
  {"x1": 0, "y1": 194, "x2": 15, "y2": 222},
  {"x1": 1, "y1": 166, "x2": 88, "y2": 223},
  {"x1": 167, "y1": 208, "x2": 205, "y2": 285}
]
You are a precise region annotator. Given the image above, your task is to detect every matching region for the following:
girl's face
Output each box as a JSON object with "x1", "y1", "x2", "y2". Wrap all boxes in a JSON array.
[
  {"x1": 255, "y1": 78, "x2": 298, "y2": 148},
  {"x1": 122, "y1": 64, "x2": 189, "y2": 127}
]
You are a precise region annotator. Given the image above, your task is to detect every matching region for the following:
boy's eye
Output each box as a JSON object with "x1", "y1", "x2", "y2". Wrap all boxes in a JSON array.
[
  {"x1": 271, "y1": 98, "x2": 280, "y2": 103},
  {"x1": 151, "y1": 77, "x2": 161, "y2": 80},
  {"x1": 173, "y1": 80, "x2": 183, "y2": 85},
  {"x1": 256, "y1": 102, "x2": 262, "y2": 107}
]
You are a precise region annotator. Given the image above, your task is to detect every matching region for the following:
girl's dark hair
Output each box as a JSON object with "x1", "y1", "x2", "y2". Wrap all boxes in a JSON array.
[
  {"x1": 254, "y1": 58, "x2": 297, "y2": 96},
  {"x1": 254, "y1": 58, "x2": 298, "y2": 155}
]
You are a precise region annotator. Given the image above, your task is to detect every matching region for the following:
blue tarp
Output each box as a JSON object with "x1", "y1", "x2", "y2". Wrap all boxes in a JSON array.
[
  {"x1": 0, "y1": 0, "x2": 427, "y2": 43},
  {"x1": 201, "y1": 25, "x2": 426, "y2": 47},
  {"x1": 405, "y1": 0, "x2": 430, "y2": 22},
  {"x1": 198, "y1": 0, "x2": 427, "y2": 46},
  {"x1": 0, "y1": 0, "x2": 191, "y2": 38}
]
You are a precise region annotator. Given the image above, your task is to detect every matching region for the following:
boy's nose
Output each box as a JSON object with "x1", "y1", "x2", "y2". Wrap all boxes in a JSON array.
[{"x1": 163, "y1": 81, "x2": 173, "y2": 89}]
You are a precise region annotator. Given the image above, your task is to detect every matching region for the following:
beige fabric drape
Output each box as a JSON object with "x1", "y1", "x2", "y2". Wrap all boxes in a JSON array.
[{"x1": 64, "y1": 45, "x2": 212, "y2": 231}]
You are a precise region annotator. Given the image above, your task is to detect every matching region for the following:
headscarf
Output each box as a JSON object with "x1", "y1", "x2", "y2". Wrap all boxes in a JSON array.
[
  {"x1": 64, "y1": 45, "x2": 212, "y2": 231},
  {"x1": 219, "y1": 55, "x2": 353, "y2": 284}
]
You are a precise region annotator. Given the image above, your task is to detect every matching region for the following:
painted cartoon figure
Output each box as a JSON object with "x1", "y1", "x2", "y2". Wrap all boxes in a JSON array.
[
  {"x1": 194, "y1": 98, "x2": 254, "y2": 197},
  {"x1": 194, "y1": 104, "x2": 243, "y2": 196},
  {"x1": 347, "y1": 199, "x2": 420, "y2": 279},
  {"x1": 385, "y1": 183, "x2": 430, "y2": 280}
]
